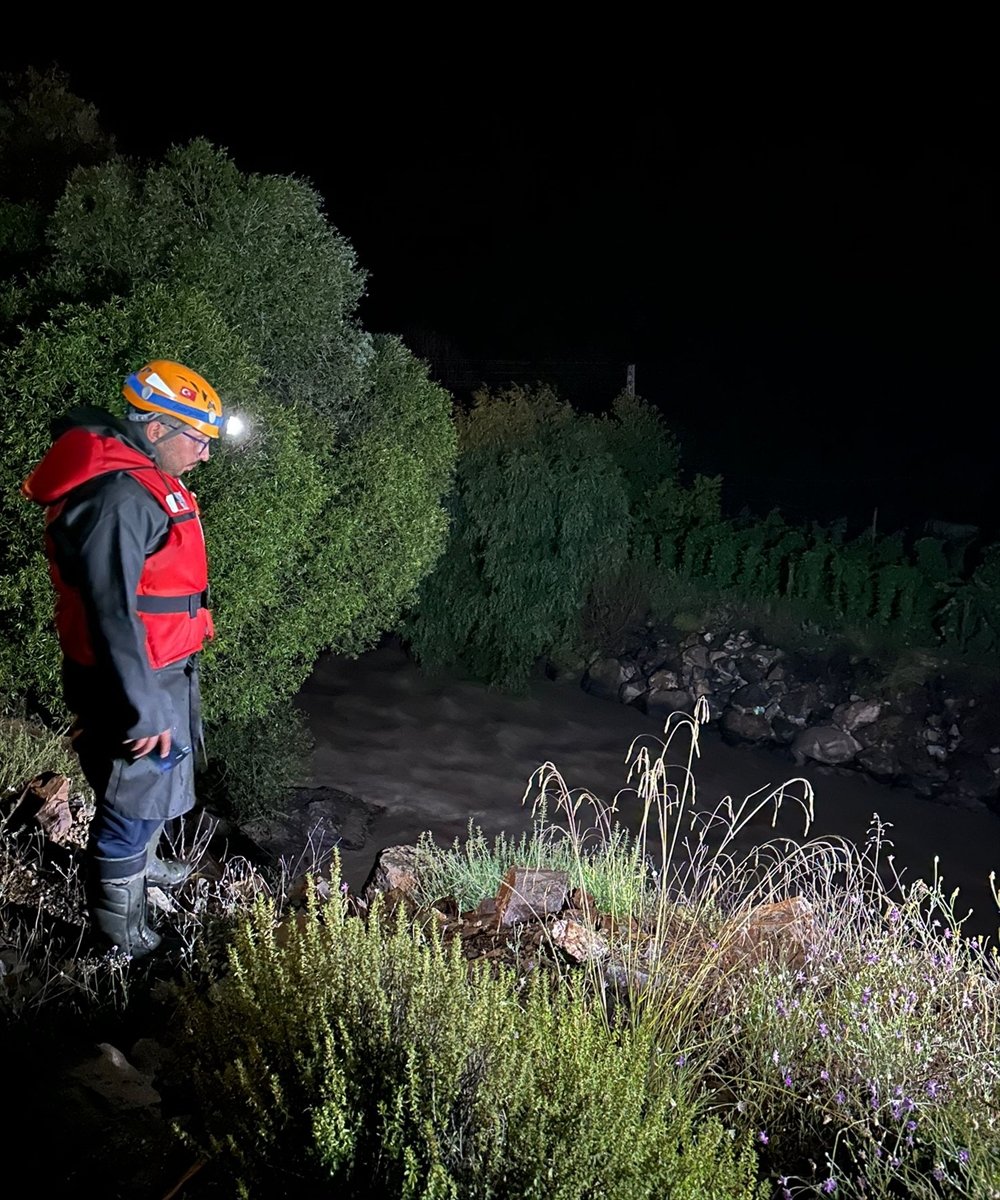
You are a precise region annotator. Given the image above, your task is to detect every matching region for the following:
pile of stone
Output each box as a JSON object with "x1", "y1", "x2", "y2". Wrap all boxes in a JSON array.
[{"x1": 575, "y1": 624, "x2": 1000, "y2": 813}]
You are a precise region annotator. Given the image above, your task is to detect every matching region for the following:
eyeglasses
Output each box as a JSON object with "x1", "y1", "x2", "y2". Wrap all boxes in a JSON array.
[{"x1": 180, "y1": 430, "x2": 211, "y2": 455}]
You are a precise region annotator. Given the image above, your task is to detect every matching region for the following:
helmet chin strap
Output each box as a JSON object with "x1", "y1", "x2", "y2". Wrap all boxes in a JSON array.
[{"x1": 146, "y1": 420, "x2": 187, "y2": 468}]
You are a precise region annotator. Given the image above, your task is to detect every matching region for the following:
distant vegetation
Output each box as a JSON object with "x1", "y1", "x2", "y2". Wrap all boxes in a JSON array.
[{"x1": 404, "y1": 381, "x2": 1000, "y2": 691}]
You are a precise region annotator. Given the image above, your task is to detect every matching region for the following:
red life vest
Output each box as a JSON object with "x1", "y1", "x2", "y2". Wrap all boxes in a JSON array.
[{"x1": 23, "y1": 427, "x2": 215, "y2": 670}]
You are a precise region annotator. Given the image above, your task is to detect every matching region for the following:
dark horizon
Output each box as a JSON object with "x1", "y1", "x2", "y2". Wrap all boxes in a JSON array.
[{"x1": 3, "y1": 48, "x2": 996, "y2": 542}]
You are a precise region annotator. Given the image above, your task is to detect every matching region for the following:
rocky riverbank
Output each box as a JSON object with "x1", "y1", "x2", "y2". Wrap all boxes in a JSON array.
[{"x1": 571, "y1": 620, "x2": 1000, "y2": 815}]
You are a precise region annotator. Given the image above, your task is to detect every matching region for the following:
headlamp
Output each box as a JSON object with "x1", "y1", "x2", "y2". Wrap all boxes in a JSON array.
[{"x1": 225, "y1": 414, "x2": 246, "y2": 439}]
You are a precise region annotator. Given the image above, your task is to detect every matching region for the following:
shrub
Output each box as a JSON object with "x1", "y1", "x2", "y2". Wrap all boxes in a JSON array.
[
  {"x1": 44, "y1": 139, "x2": 368, "y2": 426},
  {"x1": 0, "y1": 139, "x2": 457, "y2": 733},
  {"x1": 403, "y1": 384, "x2": 630, "y2": 690},
  {"x1": 173, "y1": 882, "x2": 767, "y2": 1199},
  {"x1": 518, "y1": 708, "x2": 1000, "y2": 1199}
]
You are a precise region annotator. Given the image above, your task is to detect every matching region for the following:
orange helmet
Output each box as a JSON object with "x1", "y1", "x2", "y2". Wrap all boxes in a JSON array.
[{"x1": 122, "y1": 360, "x2": 224, "y2": 439}]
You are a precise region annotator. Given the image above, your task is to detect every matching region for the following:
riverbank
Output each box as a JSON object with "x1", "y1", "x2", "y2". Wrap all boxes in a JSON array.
[{"x1": 291, "y1": 638, "x2": 1000, "y2": 941}]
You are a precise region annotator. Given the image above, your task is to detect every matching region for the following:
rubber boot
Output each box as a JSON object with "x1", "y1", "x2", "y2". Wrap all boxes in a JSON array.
[
  {"x1": 145, "y1": 822, "x2": 193, "y2": 889},
  {"x1": 89, "y1": 873, "x2": 163, "y2": 959}
]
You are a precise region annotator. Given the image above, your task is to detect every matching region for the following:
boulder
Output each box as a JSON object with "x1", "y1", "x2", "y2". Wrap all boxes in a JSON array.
[{"x1": 791, "y1": 725, "x2": 862, "y2": 766}]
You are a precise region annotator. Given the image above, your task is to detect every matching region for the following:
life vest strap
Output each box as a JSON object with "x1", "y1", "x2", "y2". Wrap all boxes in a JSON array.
[{"x1": 136, "y1": 590, "x2": 209, "y2": 618}]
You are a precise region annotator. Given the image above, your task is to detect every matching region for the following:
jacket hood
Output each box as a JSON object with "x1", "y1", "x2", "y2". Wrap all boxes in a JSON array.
[{"x1": 22, "y1": 407, "x2": 157, "y2": 506}]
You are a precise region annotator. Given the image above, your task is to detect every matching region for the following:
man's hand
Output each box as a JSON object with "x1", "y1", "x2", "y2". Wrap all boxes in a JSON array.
[{"x1": 127, "y1": 729, "x2": 172, "y2": 759}]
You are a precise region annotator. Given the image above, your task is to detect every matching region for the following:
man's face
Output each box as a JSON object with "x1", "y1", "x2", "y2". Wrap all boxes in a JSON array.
[{"x1": 147, "y1": 419, "x2": 212, "y2": 475}]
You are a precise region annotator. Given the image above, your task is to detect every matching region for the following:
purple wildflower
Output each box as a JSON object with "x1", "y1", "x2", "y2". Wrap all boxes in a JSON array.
[
  {"x1": 820, "y1": 1069, "x2": 830, "y2": 1081},
  {"x1": 860, "y1": 987, "x2": 872, "y2": 1006},
  {"x1": 783, "y1": 1072, "x2": 793, "y2": 1088},
  {"x1": 958, "y1": 1149, "x2": 970, "y2": 1164},
  {"x1": 822, "y1": 1178, "x2": 837, "y2": 1194},
  {"x1": 758, "y1": 1130, "x2": 769, "y2": 1144},
  {"x1": 818, "y1": 1021, "x2": 830, "y2": 1037}
]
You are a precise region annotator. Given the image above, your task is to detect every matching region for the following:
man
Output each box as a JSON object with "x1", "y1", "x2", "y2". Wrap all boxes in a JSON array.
[{"x1": 23, "y1": 360, "x2": 224, "y2": 958}]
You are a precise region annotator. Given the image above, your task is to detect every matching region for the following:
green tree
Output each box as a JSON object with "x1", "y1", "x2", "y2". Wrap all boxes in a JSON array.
[
  {"x1": 0, "y1": 65, "x2": 118, "y2": 333},
  {"x1": 0, "y1": 137, "x2": 456, "y2": 762},
  {"x1": 43, "y1": 138, "x2": 369, "y2": 425},
  {"x1": 643, "y1": 471, "x2": 723, "y2": 570},
  {"x1": 0, "y1": 65, "x2": 116, "y2": 206},
  {"x1": 403, "y1": 384, "x2": 630, "y2": 689}
]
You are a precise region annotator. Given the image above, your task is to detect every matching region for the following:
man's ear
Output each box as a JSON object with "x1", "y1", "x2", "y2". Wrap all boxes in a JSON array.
[{"x1": 145, "y1": 419, "x2": 168, "y2": 444}]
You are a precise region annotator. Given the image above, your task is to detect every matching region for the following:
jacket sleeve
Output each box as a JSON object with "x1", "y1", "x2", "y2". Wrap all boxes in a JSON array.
[{"x1": 48, "y1": 473, "x2": 174, "y2": 741}]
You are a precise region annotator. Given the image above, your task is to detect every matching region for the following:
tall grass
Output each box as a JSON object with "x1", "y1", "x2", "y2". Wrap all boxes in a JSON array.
[{"x1": 415, "y1": 700, "x2": 1000, "y2": 1197}]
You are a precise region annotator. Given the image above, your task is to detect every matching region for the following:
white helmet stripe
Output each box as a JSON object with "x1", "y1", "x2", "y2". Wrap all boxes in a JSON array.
[{"x1": 144, "y1": 371, "x2": 177, "y2": 399}]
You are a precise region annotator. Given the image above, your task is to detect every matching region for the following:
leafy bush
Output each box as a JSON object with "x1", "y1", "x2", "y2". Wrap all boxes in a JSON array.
[
  {"x1": 940, "y1": 544, "x2": 1000, "y2": 657},
  {"x1": 0, "y1": 139, "x2": 456, "y2": 733},
  {"x1": 403, "y1": 384, "x2": 630, "y2": 689},
  {"x1": 173, "y1": 882, "x2": 766, "y2": 1199},
  {"x1": 44, "y1": 139, "x2": 368, "y2": 425}
]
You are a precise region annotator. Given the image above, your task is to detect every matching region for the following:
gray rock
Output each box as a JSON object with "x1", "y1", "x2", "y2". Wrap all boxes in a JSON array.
[
  {"x1": 832, "y1": 698, "x2": 883, "y2": 731},
  {"x1": 791, "y1": 726, "x2": 862, "y2": 766}
]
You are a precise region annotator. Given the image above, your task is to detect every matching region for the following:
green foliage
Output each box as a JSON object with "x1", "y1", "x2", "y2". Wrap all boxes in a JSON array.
[
  {"x1": 0, "y1": 708, "x2": 84, "y2": 796},
  {"x1": 174, "y1": 883, "x2": 766, "y2": 1199},
  {"x1": 679, "y1": 520, "x2": 724, "y2": 579},
  {"x1": 45, "y1": 139, "x2": 368, "y2": 426},
  {"x1": 0, "y1": 66, "x2": 116, "y2": 207},
  {"x1": 706, "y1": 523, "x2": 743, "y2": 589},
  {"x1": 321, "y1": 333, "x2": 456, "y2": 659},
  {"x1": 403, "y1": 384, "x2": 630, "y2": 689},
  {"x1": 939, "y1": 544, "x2": 1000, "y2": 657},
  {"x1": 0, "y1": 67, "x2": 118, "y2": 333},
  {"x1": 412, "y1": 820, "x2": 649, "y2": 918},
  {"x1": 192, "y1": 334, "x2": 455, "y2": 723},
  {"x1": 831, "y1": 536, "x2": 877, "y2": 624},
  {"x1": 0, "y1": 138, "x2": 456, "y2": 739},
  {"x1": 913, "y1": 536, "x2": 952, "y2": 584},
  {"x1": 0, "y1": 199, "x2": 46, "y2": 312},
  {"x1": 643, "y1": 472, "x2": 723, "y2": 569},
  {"x1": 792, "y1": 534, "x2": 833, "y2": 606},
  {"x1": 723, "y1": 910, "x2": 1000, "y2": 1198},
  {"x1": 598, "y1": 391, "x2": 681, "y2": 513}
]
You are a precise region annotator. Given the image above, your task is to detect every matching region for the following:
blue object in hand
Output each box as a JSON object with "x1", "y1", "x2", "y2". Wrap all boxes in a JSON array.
[{"x1": 157, "y1": 743, "x2": 191, "y2": 773}]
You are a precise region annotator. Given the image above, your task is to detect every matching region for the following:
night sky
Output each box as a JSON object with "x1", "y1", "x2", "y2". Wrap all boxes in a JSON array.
[{"x1": 4, "y1": 43, "x2": 997, "y2": 541}]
